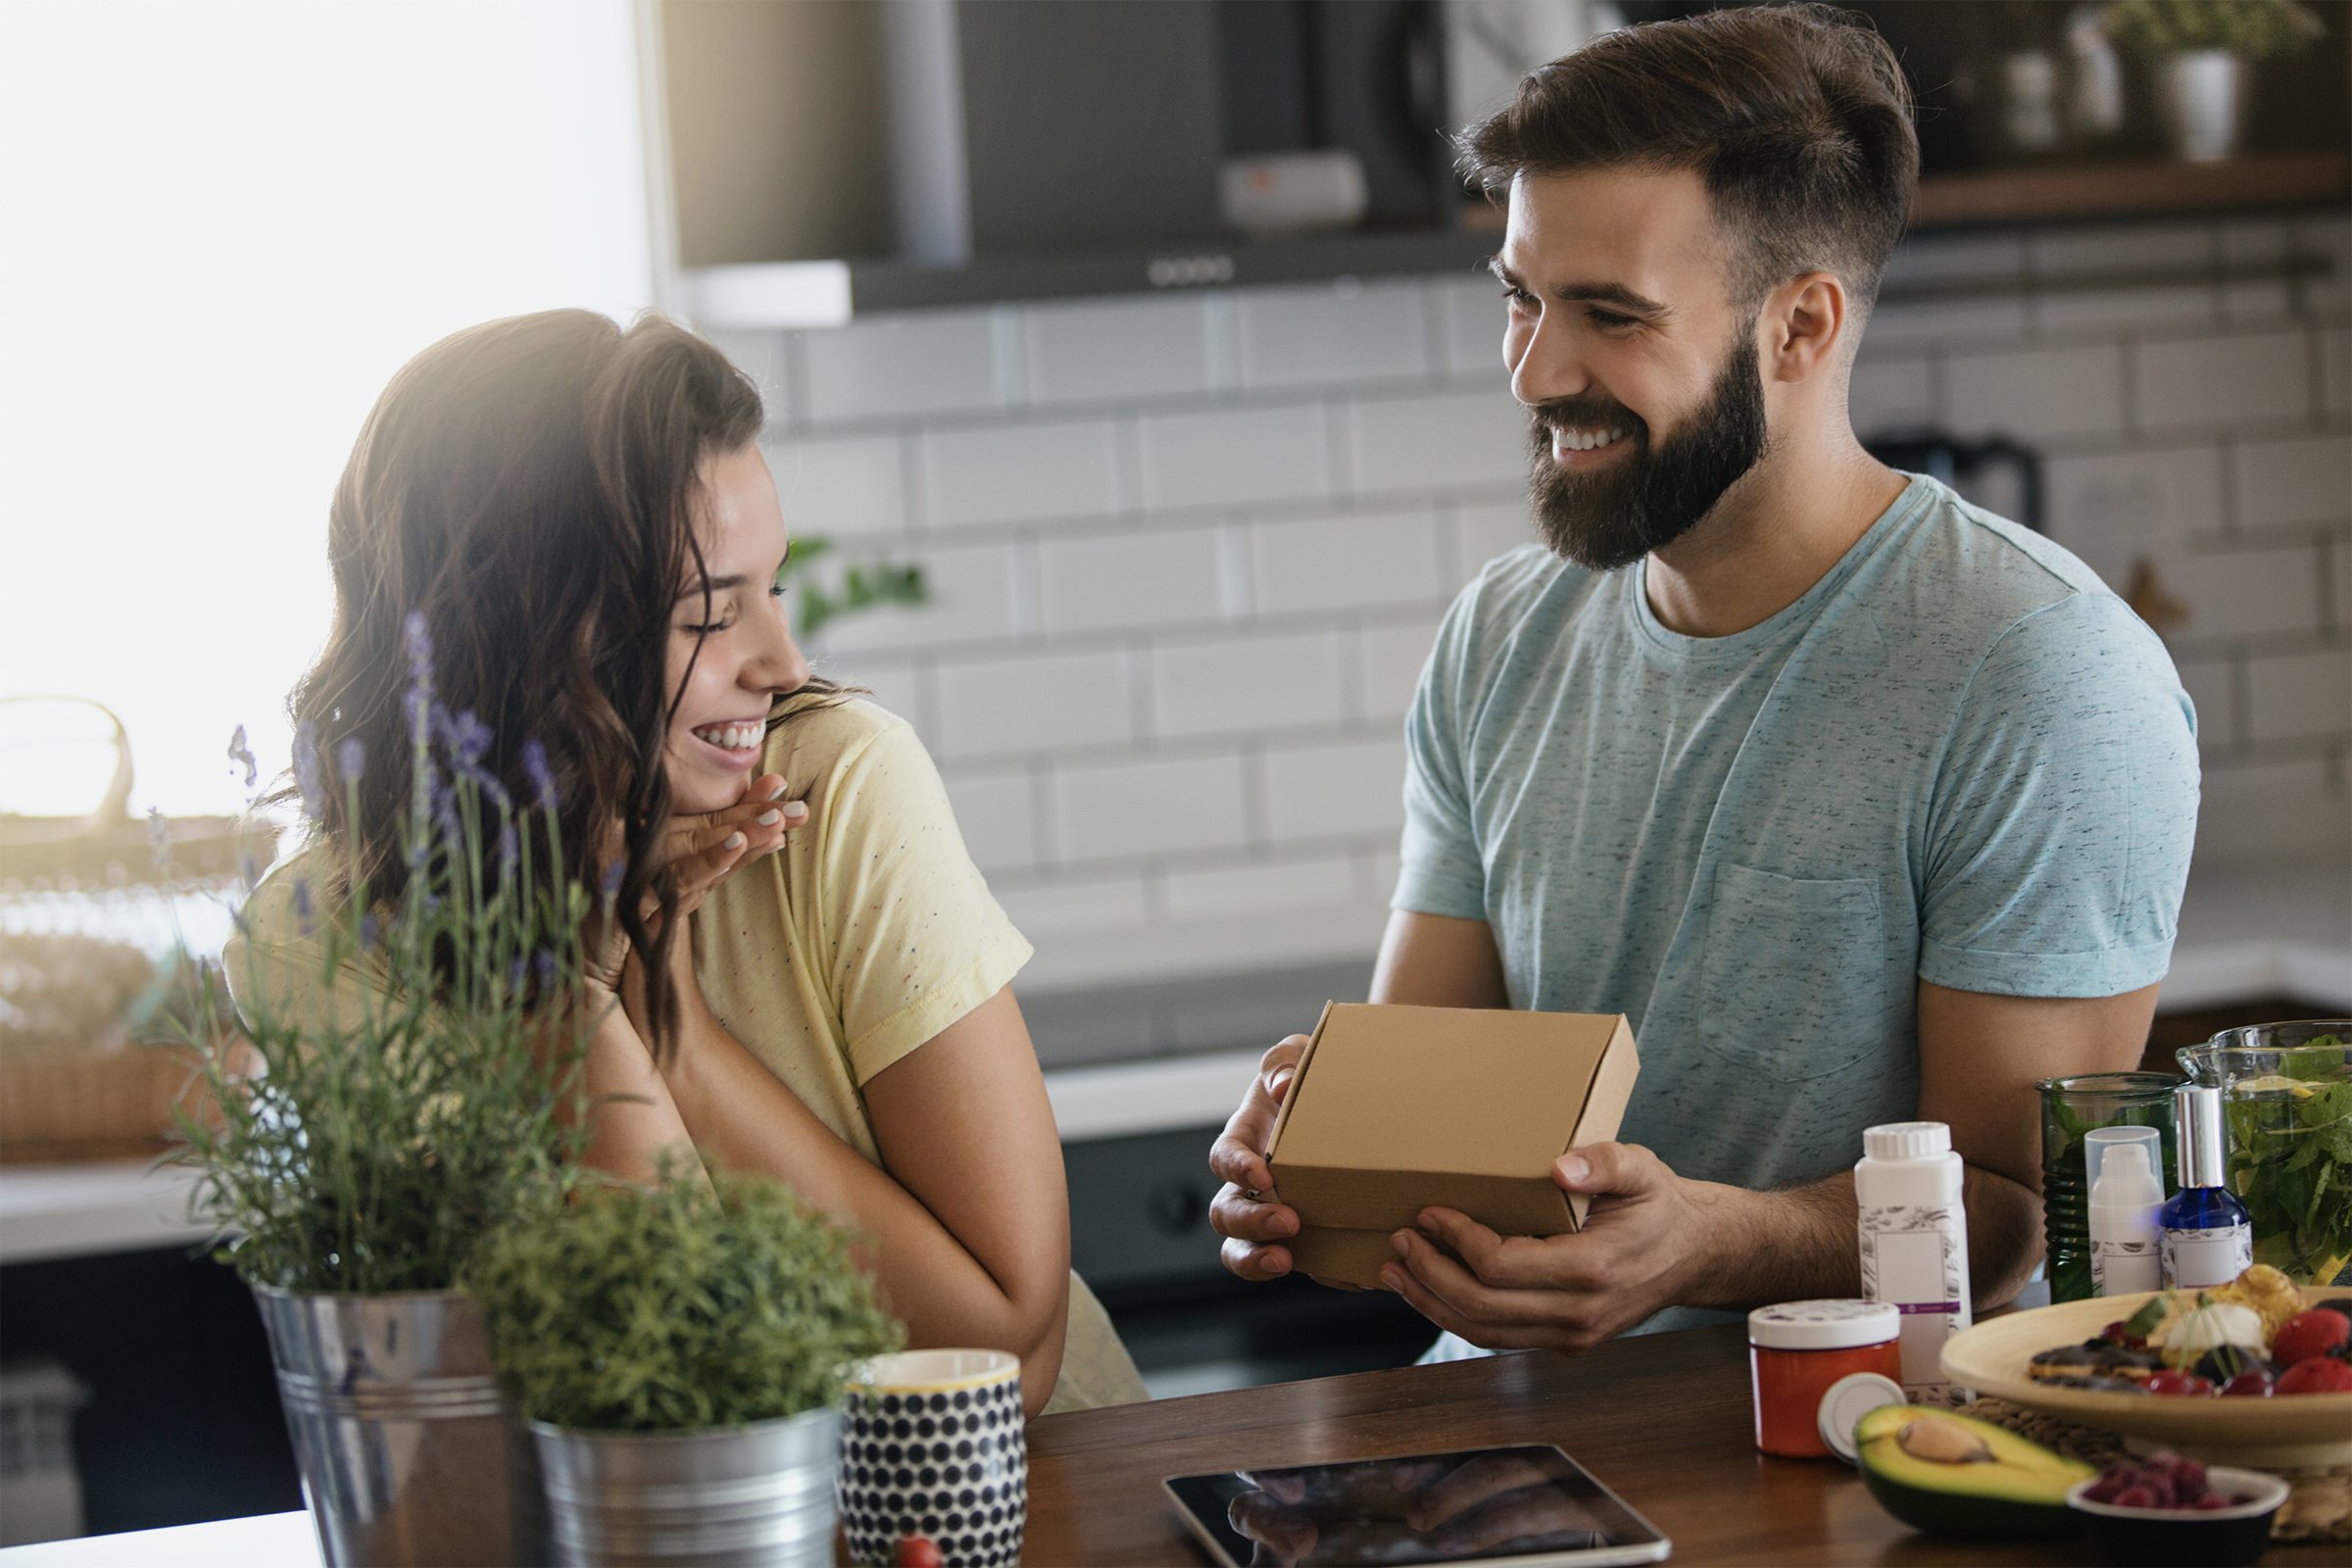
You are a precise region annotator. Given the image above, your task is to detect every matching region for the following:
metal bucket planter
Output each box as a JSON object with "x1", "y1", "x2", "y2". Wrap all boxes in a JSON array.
[
  {"x1": 253, "y1": 1286, "x2": 546, "y2": 1567},
  {"x1": 530, "y1": 1406, "x2": 842, "y2": 1568}
]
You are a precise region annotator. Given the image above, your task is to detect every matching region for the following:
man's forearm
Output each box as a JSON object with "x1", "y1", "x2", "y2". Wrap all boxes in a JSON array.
[{"x1": 1686, "y1": 1161, "x2": 2043, "y2": 1314}]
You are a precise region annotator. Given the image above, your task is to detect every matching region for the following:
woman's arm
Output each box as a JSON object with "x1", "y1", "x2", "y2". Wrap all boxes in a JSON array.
[{"x1": 636, "y1": 941, "x2": 1071, "y2": 1418}]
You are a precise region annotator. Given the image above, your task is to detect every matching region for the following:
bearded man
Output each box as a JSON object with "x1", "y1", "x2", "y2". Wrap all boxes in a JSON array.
[{"x1": 1207, "y1": 3, "x2": 2199, "y2": 1356}]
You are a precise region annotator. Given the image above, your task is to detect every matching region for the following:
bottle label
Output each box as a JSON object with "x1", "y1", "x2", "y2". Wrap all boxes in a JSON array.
[
  {"x1": 2160, "y1": 1224, "x2": 2252, "y2": 1290},
  {"x1": 1859, "y1": 1202, "x2": 1971, "y2": 1395},
  {"x1": 2091, "y1": 1239, "x2": 2160, "y2": 1296}
]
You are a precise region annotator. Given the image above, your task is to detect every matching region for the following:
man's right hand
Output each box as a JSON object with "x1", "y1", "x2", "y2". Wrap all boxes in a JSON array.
[{"x1": 1208, "y1": 1035, "x2": 1309, "y2": 1281}]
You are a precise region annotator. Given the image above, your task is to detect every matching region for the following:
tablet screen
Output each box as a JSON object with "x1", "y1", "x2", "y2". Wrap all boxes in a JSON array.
[{"x1": 1162, "y1": 1445, "x2": 1670, "y2": 1567}]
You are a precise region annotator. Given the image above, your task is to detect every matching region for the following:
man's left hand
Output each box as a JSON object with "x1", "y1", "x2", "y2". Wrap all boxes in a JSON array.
[{"x1": 1377, "y1": 1142, "x2": 1738, "y2": 1352}]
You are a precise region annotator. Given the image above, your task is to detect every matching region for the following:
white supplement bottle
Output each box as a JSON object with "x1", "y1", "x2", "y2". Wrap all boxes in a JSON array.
[
  {"x1": 1855, "y1": 1121, "x2": 1972, "y2": 1396},
  {"x1": 2084, "y1": 1125, "x2": 2165, "y2": 1297}
]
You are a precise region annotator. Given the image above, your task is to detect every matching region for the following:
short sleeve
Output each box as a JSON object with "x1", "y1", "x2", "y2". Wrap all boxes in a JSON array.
[
  {"x1": 1395, "y1": 582, "x2": 1488, "y2": 920},
  {"x1": 815, "y1": 718, "x2": 1033, "y2": 1084},
  {"x1": 1919, "y1": 592, "x2": 2199, "y2": 998}
]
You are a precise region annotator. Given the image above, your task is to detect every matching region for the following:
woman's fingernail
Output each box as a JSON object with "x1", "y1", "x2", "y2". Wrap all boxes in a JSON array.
[
  {"x1": 766, "y1": 780, "x2": 787, "y2": 801},
  {"x1": 756, "y1": 808, "x2": 782, "y2": 826},
  {"x1": 723, "y1": 831, "x2": 746, "y2": 851},
  {"x1": 782, "y1": 801, "x2": 808, "y2": 820}
]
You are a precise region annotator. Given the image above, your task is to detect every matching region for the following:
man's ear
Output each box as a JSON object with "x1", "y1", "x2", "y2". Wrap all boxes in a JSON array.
[{"x1": 1763, "y1": 271, "x2": 1848, "y2": 384}]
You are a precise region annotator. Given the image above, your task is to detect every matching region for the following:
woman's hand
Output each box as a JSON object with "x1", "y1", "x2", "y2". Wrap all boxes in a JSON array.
[{"x1": 584, "y1": 773, "x2": 807, "y2": 994}]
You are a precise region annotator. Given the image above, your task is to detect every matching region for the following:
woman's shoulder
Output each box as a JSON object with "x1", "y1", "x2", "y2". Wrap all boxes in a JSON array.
[
  {"x1": 763, "y1": 692, "x2": 922, "y2": 788},
  {"x1": 233, "y1": 838, "x2": 334, "y2": 954}
]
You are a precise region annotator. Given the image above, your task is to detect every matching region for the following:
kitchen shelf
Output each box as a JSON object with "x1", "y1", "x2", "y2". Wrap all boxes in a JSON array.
[{"x1": 1909, "y1": 148, "x2": 2351, "y2": 229}]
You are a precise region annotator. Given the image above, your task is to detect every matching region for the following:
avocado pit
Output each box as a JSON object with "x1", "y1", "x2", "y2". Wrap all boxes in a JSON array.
[{"x1": 1896, "y1": 1414, "x2": 1995, "y2": 1465}]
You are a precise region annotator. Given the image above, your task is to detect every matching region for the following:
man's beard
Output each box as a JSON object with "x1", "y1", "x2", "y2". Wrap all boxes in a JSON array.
[{"x1": 1525, "y1": 327, "x2": 1770, "y2": 572}]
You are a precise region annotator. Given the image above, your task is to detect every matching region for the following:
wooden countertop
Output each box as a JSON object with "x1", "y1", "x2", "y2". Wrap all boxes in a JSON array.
[{"x1": 1022, "y1": 1320, "x2": 2342, "y2": 1566}]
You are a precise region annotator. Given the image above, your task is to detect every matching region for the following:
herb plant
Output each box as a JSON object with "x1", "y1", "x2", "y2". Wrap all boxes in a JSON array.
[
  {"x1": 168, "y1": 614, "x2": 595, "y2": 1294},
  {"x1": 2225, "y1": 1035, "x2": 2352, "y2": 1285},
  {"x1": 466, "y1": 1164, "x2": 904, "y2": 1432},
  {"x1": 777, "y1": 536, "x2": 925, "y2": 640},
  {"x1": 2102, "y1": 0, "x2": 2325, "y2": 59}
]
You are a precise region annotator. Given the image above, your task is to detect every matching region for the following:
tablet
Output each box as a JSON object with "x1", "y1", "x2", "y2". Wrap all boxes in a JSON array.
[{"x1": 1162, "y1": 1445, "x2": 1672, "y2": 1567}]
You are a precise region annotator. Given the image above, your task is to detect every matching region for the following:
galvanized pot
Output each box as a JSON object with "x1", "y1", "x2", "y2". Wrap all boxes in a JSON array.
[
  {"x1": 253, "y1": 1285, "x2": 546, "y2": 1567},
  {"x1": 530, "y1": 1407, "x2": 842, "y2": 1568}
]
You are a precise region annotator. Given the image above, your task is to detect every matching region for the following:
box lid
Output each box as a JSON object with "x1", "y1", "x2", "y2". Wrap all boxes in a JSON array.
[{"x1": 1265, "y1": 1003, "x2": 1641, "y2": 1254}]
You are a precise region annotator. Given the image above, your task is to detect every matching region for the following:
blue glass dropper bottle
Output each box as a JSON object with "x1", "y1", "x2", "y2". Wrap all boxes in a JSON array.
[{"x1": 2158, "y1": 1084, "x2": 2252, "y2": 1289}]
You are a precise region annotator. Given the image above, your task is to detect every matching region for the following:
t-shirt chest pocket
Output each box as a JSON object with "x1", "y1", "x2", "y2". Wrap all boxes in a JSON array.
[{"x1": 1695, "y1": 861, "x2": 1890, "y2": 1082}]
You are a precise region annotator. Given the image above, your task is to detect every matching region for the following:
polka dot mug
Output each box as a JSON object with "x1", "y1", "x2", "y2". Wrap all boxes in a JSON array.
[{"x1": 839, "y1": 1349, "x2": 1026, "y2": 1568}]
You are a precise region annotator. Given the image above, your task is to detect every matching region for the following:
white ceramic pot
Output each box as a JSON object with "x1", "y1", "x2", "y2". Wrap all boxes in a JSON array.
[{"x1": 2155, "y1": 50, "x2": 2249, "y2": 164}]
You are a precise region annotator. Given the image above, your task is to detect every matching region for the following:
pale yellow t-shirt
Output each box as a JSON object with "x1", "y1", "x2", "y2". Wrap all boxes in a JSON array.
[{"x1": 227, "y1": 697, "x2": 1145, "y2": 1416}]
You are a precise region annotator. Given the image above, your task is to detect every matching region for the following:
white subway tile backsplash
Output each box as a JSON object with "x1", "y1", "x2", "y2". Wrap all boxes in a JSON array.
[
  {"x1": 1151, "y1": 628, "x2": 1347, "y2": 740},
  {"x1": 1865, "y1": 295, "x2": 2031, "y2": 352},
  {"x1": 2294, "y1": 213, "x2": 2351, "y2": 317},
  {"x1": 1252, "y1": 508, "x2": 1448, "y2": 616},
  {"x1": 1436, "y1": 273, "x2": 1507, "y2": 378},
  {"x1": 937, "y1": 766, "x2": 1040, "y2": 876},
  {"x1": 1881, "y1": 232, "x2": 2029, "y2": 290},
  {"x1": 2193, "y1": 756, "x2": 2351, "y2": 869},
  {"x1": 933, "y1": 647, "x2": 1134, "y2": 759},
  {"x1": 1239, "y1": 280, "x2": 1431, "y2": 390},
  {"x1": 2041, "y1": 444, "x2": 2226, "y2": 588},
  {"x1": 2174, "y1": 654, "x2": 2238, "y2": 753},
  {"x1": 1163, "y1": 854, "x2": 1359, "y2": 923},
  {"x1": 1849, "y1": 352, "x2": 1937, "y2": 433},
  {"x1": 2322, "y1": 327, "x2": 2350, "y2": 418},
  {"x1": 1137, "y1": 403, "x2": 1329, "y2": 511},
  {"x1": 2170, "y1": 546, "x2": 2326, "y2": 645},
  {"x1": 1037, "y1": 528, "x2": 1223, "y2": 635},
  {"x1": 1947, "y1": 342, "x2": 2127, "y2": 441},
  {"x1": 708, "y1": 328, "x2": 793, "y2": 423},
  {"x1": 2034, "y1": 283, "x2": 2216, "y2": 337},
  {"x1": 769, "y1": 433, "x2": 908, "y2": 538},
  {"x1": 1358, "y1": 617, "x2": 1442, "y2": 721},
  {"x1": 814, "y1": 540, "x2": 1020, "y2": 653},
  {"x1": 920, "y1": 417, "x2": 1119, "y2": 530},
  {"x1": 2235, "y1": 434, "x2": 2352, "y2": 529},
  {"x1": 800, "y1": 310, "x2": 1004, "y2": 424},
  {"x1": 2245, "y1": 646, "x2": 2352, "y2": 744},
  {"x1": 2138, "y1": 329, "x2": 2313, "y2": 433},
  {"x1": 994, "y1": 873, "x2": 1152, "y2": 938},
  {"x1": 2219, "y1": 220, "x2": 2289, "y2": 270},
  {"x1": 1052, "y1": 752, "x2": 1251, "y2": 862},
  {"x1": 2223, "y1": 279, "x2": 2297, "y2": 326},
  {"x1": 2029, "y1": 221, "x2": 2215, "y2": 278},
  {"x1": 1262, "y1": 735, "x2": 1408, "y2": 844},
  {"x1": 1348, "y1": 387, "x2": 1526, "y2": 495},
  {"x1": 1454, "y1": 502, "x2": 1540, "y2": 578},
  {"x1": 822, "y1": 656, "x2": 932, "y2": 743},
  {"x1": 1024, "y1": 295, "x2": 1217, "y2": 405}
]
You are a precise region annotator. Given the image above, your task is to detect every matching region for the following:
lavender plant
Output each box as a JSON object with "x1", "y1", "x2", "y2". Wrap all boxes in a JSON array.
[{"x1": 168, "y1": 614, "x2": 598, "y2": 1295}]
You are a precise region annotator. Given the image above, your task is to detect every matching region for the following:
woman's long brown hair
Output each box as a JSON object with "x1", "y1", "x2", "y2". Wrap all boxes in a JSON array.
[{"x1": 290, "y1": 308, "x2": 831, "y2": 1047}]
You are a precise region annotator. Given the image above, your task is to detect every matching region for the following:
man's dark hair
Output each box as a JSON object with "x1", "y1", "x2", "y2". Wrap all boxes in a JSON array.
[{"x1": 1455, "y1": 3, "x2": 1918, "y2": 319}]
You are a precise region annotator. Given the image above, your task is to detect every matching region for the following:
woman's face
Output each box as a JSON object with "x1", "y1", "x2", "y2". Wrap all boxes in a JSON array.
[{"x1": 662, "y1": 444, "x2": 810, "y2": 814}]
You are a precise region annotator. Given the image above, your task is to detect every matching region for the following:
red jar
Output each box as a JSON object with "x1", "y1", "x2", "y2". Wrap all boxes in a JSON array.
[{"x1": 1748, "y1": 1299, "x2": 1904, "y2": 1459}]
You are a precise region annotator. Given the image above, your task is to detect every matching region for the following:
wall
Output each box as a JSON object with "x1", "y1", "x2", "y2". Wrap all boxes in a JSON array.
[{"x1": 713, "y1": 210, "x2": 2352, "y2": 988}]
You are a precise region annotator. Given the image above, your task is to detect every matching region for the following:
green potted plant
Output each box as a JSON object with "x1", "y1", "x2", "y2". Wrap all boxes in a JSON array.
[
  {"x1": 466, "y1": 1164, "x2": 903, "y2": 1567},
  {"x1": 167, "y1": 615, "x2": 596, "y2": 1567},
  {"x1": 2102, "y1": 0, "x2": 2325, "y2": 161}
]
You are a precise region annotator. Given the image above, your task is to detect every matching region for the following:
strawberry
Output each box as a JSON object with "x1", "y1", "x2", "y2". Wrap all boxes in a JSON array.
[
  {"x1": 2276, "y1": 1356, "x2": 2352, "y2": 1396},
  {"x1": 2272, "y1": 1308, "x2": 2350, "y2": 1368}
]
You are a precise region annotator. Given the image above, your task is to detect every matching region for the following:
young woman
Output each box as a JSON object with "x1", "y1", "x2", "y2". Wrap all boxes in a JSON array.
[{"x1": 228, "y1": 309, "x2": 1146, "y2": 1416}]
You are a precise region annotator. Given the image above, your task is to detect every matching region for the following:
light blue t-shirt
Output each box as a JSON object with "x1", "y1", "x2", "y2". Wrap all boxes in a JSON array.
[{"x1": 1397, "y1": 474, "x2": 2198, "y2": 1348}]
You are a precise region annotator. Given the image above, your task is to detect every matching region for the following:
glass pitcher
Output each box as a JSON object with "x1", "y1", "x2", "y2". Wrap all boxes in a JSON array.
[{"x1": 2180, "y1": 1021, "x2": 2352, "y2": 1288}]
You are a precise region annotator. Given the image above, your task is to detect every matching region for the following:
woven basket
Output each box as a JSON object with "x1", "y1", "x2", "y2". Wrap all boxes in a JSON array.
[{"x1": 0, "y1": 1038, "x2": 225, "y2": 1164}]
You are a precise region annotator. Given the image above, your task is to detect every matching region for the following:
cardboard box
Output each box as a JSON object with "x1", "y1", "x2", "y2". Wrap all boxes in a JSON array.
[{"x1": 1264, "y1": 1003, "x2": 1641, "y2": 1290}]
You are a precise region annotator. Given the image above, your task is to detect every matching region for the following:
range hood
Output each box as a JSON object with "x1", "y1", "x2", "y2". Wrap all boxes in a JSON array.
[{"x1": 653, "y1": 0, "x2": 1490, "y2": 326}]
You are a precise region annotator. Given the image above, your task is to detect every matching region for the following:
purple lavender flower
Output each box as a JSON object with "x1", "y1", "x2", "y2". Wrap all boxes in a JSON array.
[
  {"x1": 357, "y1": 912, "x2": 379, "y2": 951},
  {"x1": 226, "y1": 725, "x2": 258, "y2": 790},
  {"x1": 520, "y1": 738, "x2": 558, "y2": 811},
  {"x1": 293, "y1": 721, "x2": 326, "y2": 816},
  {"x1": 336, "y1": 736, "x2": 366, "y2": 786},
  {"x1": 239, "y1": 851, "x2": 262, "y2": 891},
  {"x1": 496, "y1": 820, "x2": 519, "y2": 878},
  {"x1": 404, "y1": 611, "x2": 434, "y2": 693},
  {"x1": 146, "y1": 807, "x2": 172, "y2": 876},
  {"x1": 292, "y1": 878, "x2": 316, "y2": 934},
  {"x1": 600, "y1": 859, "x2": 625, "y2": 902},
  {"x1": 506, "y1": 956, "x2": 529, "y2": 994},
  {"x1": 532, "y1": 949, "x2": 557, "y2": 989}
]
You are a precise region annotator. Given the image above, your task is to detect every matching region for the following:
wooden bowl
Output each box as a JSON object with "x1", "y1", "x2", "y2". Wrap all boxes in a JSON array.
[{"x1": 1940, "y1": 1288, "x2": 2352, "y2": 1468}]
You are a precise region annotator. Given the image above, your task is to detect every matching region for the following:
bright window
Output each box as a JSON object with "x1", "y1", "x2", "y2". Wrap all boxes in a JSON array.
[{"x1": 0, "y1": 0, "x2": 653, "y2": 820}]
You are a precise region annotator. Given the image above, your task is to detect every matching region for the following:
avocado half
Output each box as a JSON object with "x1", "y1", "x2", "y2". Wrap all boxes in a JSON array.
[{"x1": 1854, "y1": 1405, "x2": 2093, "y2": 1539}]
